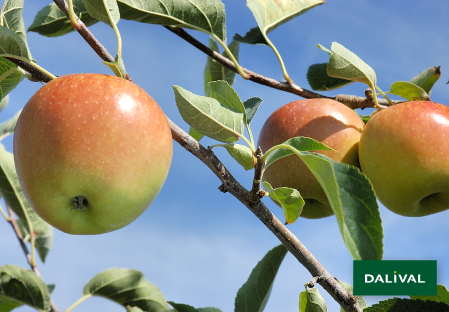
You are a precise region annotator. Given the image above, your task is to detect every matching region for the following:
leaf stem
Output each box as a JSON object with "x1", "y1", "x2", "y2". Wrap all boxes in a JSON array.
[
  {"x1": 65, "y1": 294, "x2": 92, "y2": 312},
  {"x1": 0, "y1": 204, "x2": 11, "y2": 221},
  {"x1": 375, "y1": 86, "x2": 394, "y2": 106},
  {"x1": 263, "y1": 34, "x2": 293, "y2": 85},
  {"x1": 213, "y1": 35, "x2": 250, "y2": 80},
  {"x1": 0, "y1": 54, "x2": 57, "y2": 80},
  {"x1": 67, "y1": 0, "x2": 81, "y2": 29}
]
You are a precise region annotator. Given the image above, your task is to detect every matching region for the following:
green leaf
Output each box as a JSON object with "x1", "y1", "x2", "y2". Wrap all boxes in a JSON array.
[
  {"x1": 0, "y1": 25, "x2": 31, "y2": 59},
  {"x1": 263, "y1": 181, "x2": 304, "y2": 224},
  {"x1": 173, "y1": 85, "x2": 244, "y2": 143},
  {"x1": 0, "y1": 298, "x2": 22, "y2": 312},
  {"x1": 323, "y1": 42, "x2": 377, "y2": 90},
  {"x1": 233, "y1": 26, "x2": 268, "y2": 45},
  {"x1": 409, "y1": 66, "x2": 440, "y2": 95},
  {"x1": 127, "y1": 306, "x2": 145, "y2": 312},
  {"x1": 28, "y1": 1, "x2": 99, "y2": 37},
  {"x1": 264, "y1": 139, "x2": 383, "y2": 260},
  {"x1": 299, "y1": 287, "x2": 327, "y2": 312},
  {"x1": 307, "y1": 63, "x2": 353, "y2": 91},
  {"x1": 117, "y1": 0, "x2": 226, "y2": 42},
  {"x1": 223, "y1": 144, "x2": 254, "y2": 170},
  {"x1": 263, "y1": 136, "x2": 332, "y2": 170},
  {"x1": 103, "y1": 54, "x2": 127, "y2": 78},
  {"x1": 188, "y1": 127, "x2": 204, "y2": 142},
  {"x1": 246, "y1": 0, "x2": 324, "y2": 35},
  {"x1": 1, "y1": 0, "x2": 31, "y2": 58},
  {"x1": 83, "y1": 0, "x2": 120, "y2": 26},
  {"x1": 411, "y1": 285, "x2": 449, "y2": 305},
  {"x1": 0, "y1": 109, "x2": 20, "y2": 139},
  {"x1": 336, "y1": 280, "x2": 367, "y2": 311},
  {"x1": 205, "y1": 80, "x2": 245, "y2": 115},
  {"x1": 83, "y1": 268, "x2": 169, "y2": 312},
  {"x1": 204, "y1": 38, "x2": 239, "y2": 93},
  {"x1": 358, "y1": 114, "x2": 371, "y2": 124},
  {"x1": 0, "y1": 265, "x2": 51, "y2": 312},
  {"x1": 364, "y1": 298, "x2": 449, "y2": 312},
  {"x1": 0, "y1": 57, "x2": 25, "y2": 101},
  {"x1": 389, "y1": 81, "x2": 429, "y2": 101},
  {"x1": 0, "y1": 94, "x2": 8, "y2": 111},
  {"x1": 34, "y1": 225, "x2": 54, "y2": 263},
  {"x1": 168, "y1": 302, "x2": 198, "y2": 312},
  {"x1": 235, "y1": 245, "x2": 288, "y2": 312},
  {"x1": 243, "y1": 97, "x2": 263, "y2": 125},
  {"x1": 0, "y1": 143, "x2": 53, "y2": 260}
]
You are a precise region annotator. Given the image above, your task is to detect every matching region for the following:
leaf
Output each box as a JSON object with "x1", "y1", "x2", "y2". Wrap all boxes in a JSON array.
[
  {"x1": 0, "y1": 25, "x2": 31, "y2": 59},
  {"x1": 224, "y1": 144, "x2": 254, "y2": 170},
  {"x1": 235, "y1": 245, "x2": 288, "y2": 312},
  {"x1": 1, "y1": 0, "x2": 31, "y2": 57},
  {"x1": 263, "y1": 181, "x2": 304, "y2": 224},
  {"x1": 204, "y1": 38, "x2": 239, "y2": 93},
  {"x1": 299, "y1": 287, "x2": 327, "y2": 312},
  {"x1": 0, "y1": 143, "x2": 53, "y2": 258},
  {"x1": 117, "y1": 0, "x2": 226, "y2": 42},
  {"x1": 324, "y1": 42, "x2": 377, "y2": 90},
  {"x1": 389, "y1": 81, "x2": 429, "y2": 101},
  {"x1": 263, "y1": 139, "x2": 383, "y2": 260},
  {"x1": 263, "y1": 136, "x2": 332, "y2": 170},
  {"x1": 205, "y1": 81, "x2": 245, "y2": 115},
  {"x1": 409, "y1": 66, "x2": 440, "y2": 95},
  {"x1": 336, "y1": 280, "x2": 367, "y2": 311},
  {"x1": 0, "y1": 265, "x2": 51, "y2": 312},
  {"x1": 0, "y1": 298, "x2": 22, "y2": 312},
  {"x1": 28, "y1": 0, "x2": 99, "y2": 37},
  {"x1": 0, "y1": 94, "x2": 8, "y2": 111},
  {"x1": 83, "y1": 0, "x2": 120, "y2": 26},
  {"x1": 307, "y1": 63, "x2": 353, "y2": 91},
  {"x1": 364, "y1": 298, "x2": 449, "y2": 312},
  {"x1": 83, "y1": 268, "x2": 169, "y2": 312},
  {"x1": 173, "y1": 85, "x2": 244, "y2": 143},
  {"x1": 0, "y1": 57, "x2": 24, "y2": 101},
  {"x1": 246, "y1": 0, "x2": 324, "y2": 35},
  {"x1": 0, "y1": 109, "x2": 20, "y2": 139},
  {"x1": 233, "y1": 26, "x2": 268, "y2": 45},
  {"x1": 411, "y1": 285, "x2": 449, "y2": 305},
  {"x1": 34, "y1": 225, "x2": 54, "y2": 263},
  {"x1": 168, "y1": 302, "x2": 198, "y2": 312},
  {"x1": 243, "y1": 97, "x2": 263, "y2": 125},
  {"x1": 358, "y1": 114, "x2": 371, "y2": 124},
  {"x1": 188, "y1": 127, "x2": 204, "y2": 142},
  {"x1": 127, "y1": 306, "x2": 145, "y2": 312}
]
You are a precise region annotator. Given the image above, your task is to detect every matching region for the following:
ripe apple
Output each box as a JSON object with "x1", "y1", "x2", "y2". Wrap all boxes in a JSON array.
[
  {"x1": 359, "y1": 101, "x2": 449, "y2": 217},
  {"x1": 13, "y1": 73, "x2": 173, "y2": 234},
  {"x1": 258, "y1": 98, "x2": 365, "y2": 219}
]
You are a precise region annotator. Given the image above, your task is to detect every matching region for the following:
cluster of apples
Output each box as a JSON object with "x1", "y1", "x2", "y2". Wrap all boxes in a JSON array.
[{"x1": 258, "y1": 98, "x2": 449, "y2": 218}]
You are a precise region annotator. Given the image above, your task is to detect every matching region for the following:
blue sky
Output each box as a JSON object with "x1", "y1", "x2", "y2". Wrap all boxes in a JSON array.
[{"x1": 2, "y1": 0, "x2": 449, "y2": 311}]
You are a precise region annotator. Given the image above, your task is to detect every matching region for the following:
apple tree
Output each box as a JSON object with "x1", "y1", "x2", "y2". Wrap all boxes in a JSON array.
[{"x1": 1, "y1": 0, "x2": 449, "y2": 312}]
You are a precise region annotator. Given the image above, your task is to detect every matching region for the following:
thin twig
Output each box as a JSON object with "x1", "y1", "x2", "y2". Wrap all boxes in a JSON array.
[
  {"x1": 6, "y1": 207, "x2": 61, "y2": 312},
  {"x1": 5, "y1": 57, "x2": 53, "y2": 83}
]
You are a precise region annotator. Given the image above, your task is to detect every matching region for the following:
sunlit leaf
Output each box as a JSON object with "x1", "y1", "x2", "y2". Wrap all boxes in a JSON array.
[
  {"x1": 83, "y1": 268, "x2": 169, "y2": 311},
  {"x1": 243, "y1": 97, "x2": 263, "y2": 125},
  {"x1": 173, "y1": 85, "x2": 244, "y2": 143},
  {"x1": 409, "y1": 66, "x2": 440, "y2": 95},
  {"x1": 0, "y1": 25, "x2": 31, "y2": 59},
  {"x1": 117, "y1": 0, "x2": 226, "y2": 42},
  {"x1": 263, "y1": 181, "x2": 304, "y2": 224},
  {"x1": 1, "y1": 0, "x2": 30, "y2": 57},
  {"x1": 411, "y1": 285, "x2": 449, "y2": 305},
  {"x1": 103, "y1": 54, "x2": 127, "y2": 78},
  {"x1": 0, "y1": 57, "x2": 25, "y2": 101},
  {"x1": 299, "y1": 287, "x2": 327, "y2": 312},
  {"x1": 83, "y1": 0, "x2": 120, "y2": 26},
  {"x1": 364, "y1": 298, "x2": 449, "y2": 312},
  {"x1": 235, "y1": 245, "x2": 288, "y2": 312},
  {"x1": 188, "y1": 127, "x2": 204, "y2": 142},
  {"x1": 224, "y1": 144, "x2": 254, "y2": 170},
  {"x1": 389, "y1": 81, "x2": 429, "y2": 101}
]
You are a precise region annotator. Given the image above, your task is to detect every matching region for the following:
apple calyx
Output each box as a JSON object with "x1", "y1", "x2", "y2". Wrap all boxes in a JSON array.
[{"x1": 72, "y1": 196, "x2": 89, "y2": 212}]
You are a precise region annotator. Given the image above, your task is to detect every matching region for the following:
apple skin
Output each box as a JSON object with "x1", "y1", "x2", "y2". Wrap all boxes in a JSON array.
[
  {"x1": 359, "y1": 101, "x2": 449, "y2": 217},
  {"x1": 13, "y1": 74, "x2": 173, "y2": 234},
  {"x1": 258, "y1": 98, "x2": 365, "y2": 219}
]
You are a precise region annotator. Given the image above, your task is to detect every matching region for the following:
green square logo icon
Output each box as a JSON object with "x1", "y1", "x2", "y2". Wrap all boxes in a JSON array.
[{"x1": 353, "y1": 260, "x2": 437, "y2": 296}]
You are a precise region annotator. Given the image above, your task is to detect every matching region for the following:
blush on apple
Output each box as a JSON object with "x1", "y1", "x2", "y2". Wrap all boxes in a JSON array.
[
  {"x1": 359, "y1": 101, "x2": 449, "y2": 217},
  {"x1": 258, "y1": 98, "x2": 365, "y2": 219},
  {"x1": 13, "y1": 74, "x2": 173, "y2": 234}
]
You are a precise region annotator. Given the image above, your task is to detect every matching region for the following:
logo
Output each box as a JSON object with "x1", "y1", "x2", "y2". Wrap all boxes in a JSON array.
[{"x1": 353, "y1": 260, "x2": 437, "y2": 296}]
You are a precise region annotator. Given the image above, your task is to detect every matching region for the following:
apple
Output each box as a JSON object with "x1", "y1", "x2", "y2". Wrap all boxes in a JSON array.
[
  {"x1": 13, "y1": 73, "x2": 173, "y2": 234},
  {"x1": 359, "y1": 101, "x2": 449, "y2": 217},
  {"x1": 258, "y1": 98, "x2": 365, "y2": 219}
]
